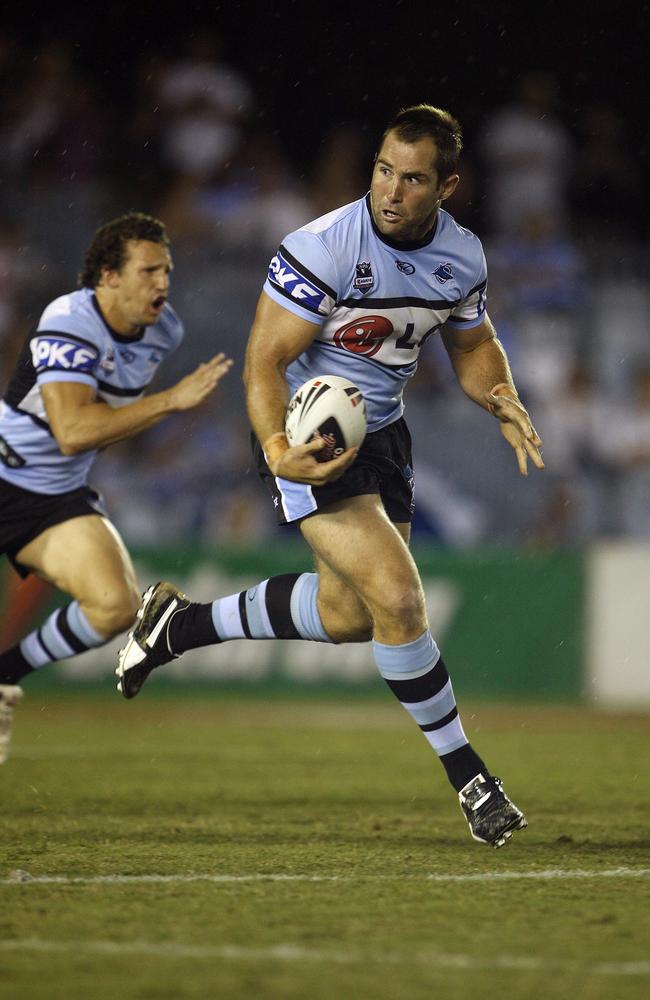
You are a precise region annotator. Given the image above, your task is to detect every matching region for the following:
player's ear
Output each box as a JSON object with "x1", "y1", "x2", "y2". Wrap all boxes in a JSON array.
[
  {"x1": 439, "y1": 174, "x2": 460, "y2": 202},
  {"x1": 100, "y1": 267, "x2": 120, "y2": 288}
]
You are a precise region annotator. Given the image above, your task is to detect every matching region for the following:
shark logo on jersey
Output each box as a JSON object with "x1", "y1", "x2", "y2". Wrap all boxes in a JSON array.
[
  {"x1": 119, "y1": 348, "x2": 137, "y2": 364},
  {"x1": 395, "y1": 260, "x2": 415, "y2": 275},
  {"x1": 31, "y1": 336, "x2": 98, "y2": 373},
  {"x1": 433, "y1": 262, "x2": 454, "y2": 283},
  {"x1": 333, "y1": 315, "x2": 393, "y2": 357},
  {"x1": 353, "y1": 261, "x2": 374, "y2": 291},
  {"x1": 268, "y1": 251, "x2": 326, "y2": 313}
]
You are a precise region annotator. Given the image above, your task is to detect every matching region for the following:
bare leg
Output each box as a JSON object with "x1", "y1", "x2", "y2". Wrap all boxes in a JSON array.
[{"x1": 17, "y1": 515, "x2": 140, "y2": 638}]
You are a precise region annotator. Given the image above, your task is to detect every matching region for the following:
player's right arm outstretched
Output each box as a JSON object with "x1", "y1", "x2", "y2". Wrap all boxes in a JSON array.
[
  {"x1": 244, "y1": 292, "x2": 356, "y2": 485},
  {"x1": 43, "y1": 353, "x2": 233, "y2": 456}
]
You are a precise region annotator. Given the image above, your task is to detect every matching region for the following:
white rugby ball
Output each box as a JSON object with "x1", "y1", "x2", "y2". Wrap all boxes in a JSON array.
[{"x1": 285, "y1": 375, "x2": 367, "y2": 462}]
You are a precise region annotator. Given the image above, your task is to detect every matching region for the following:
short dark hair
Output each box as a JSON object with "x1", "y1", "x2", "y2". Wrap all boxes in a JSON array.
[
  {"x1": 380, "y1": 104, "x2": 463, "y2": 180},
  {"x1": 79, "y1": 211, "x2": 170, "y2": 288}
]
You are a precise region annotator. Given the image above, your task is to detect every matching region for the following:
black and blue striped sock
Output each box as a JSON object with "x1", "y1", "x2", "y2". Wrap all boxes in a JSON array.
[
  {"x1": 168, "y1": 573, "x2": 334, "y2": 652},
  {"x1": 0, "y1": 601, "x2": 106, "y2": 684},
  {"x1": 373, "y1": 630, "x2": 489, "y2": 792}
]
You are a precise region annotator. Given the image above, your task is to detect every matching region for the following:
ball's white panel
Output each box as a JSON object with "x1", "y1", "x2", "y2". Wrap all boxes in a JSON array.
[{"x1": 285, "y1": 375, "x2": 367, "y2": 460}]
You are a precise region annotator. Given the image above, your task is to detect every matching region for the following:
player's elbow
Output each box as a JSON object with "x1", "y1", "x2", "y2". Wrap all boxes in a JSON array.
[
  {"x1": 57, "y1": 438, "x2": 83, "y2": 456},
  {"x1": 53, "y1": 427, "x2": 91, "y2": 456},
  {"x1": 242, "y1": 352, "x2": 275, "y2": 396}
]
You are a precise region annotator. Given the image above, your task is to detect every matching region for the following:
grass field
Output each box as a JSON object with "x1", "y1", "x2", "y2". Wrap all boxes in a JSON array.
[{"x1": 1, "y1": 691, "x2": 649, "y2": 999}]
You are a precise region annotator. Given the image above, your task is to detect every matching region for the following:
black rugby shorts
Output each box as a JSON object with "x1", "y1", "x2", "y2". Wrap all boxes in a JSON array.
[
  {"x1": 253, "y1": 416, "x2": 415, "y2": 525},
  {"x1": 0, "y1": 477, "x2": 107, "y2": 577}
]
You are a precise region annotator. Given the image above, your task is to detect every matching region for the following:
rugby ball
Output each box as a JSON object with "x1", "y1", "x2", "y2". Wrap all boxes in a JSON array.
[{"x1": 285, "y1": 375, "x2": 367, "y2": 462}]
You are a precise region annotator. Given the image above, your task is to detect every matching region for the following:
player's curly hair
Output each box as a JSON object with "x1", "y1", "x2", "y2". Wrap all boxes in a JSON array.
[
  {"x1": 79, "y1": 212, "x2": 170, "y2": 288},
  {"x1": 381, "y1": 104, "x2": 463, "y2": 180}
]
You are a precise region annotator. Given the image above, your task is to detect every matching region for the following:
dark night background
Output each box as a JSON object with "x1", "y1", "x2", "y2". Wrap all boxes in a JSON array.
[{"x1": 3, "y1": 0, "x2": 650, "y2": 181}]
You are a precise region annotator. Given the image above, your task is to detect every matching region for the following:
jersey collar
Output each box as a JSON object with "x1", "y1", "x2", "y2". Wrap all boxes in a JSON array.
[
  {"x1": 91, "y1": 293, "x2": 146, "y2": 343},
  {"x1": 365, "y1": 193, "x2": 439, "y2": 251}
]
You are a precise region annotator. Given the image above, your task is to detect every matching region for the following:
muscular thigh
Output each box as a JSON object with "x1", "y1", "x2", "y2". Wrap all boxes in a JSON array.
[
  {"x1": 312, "y1": 517, "x2": 411, "y2": 642},
  {"x1": 300, "y1": 495, "x2": 425, "y2": 641},
  {"x1": 16, "y1": 515, "x2": 139, "y2": 607}
]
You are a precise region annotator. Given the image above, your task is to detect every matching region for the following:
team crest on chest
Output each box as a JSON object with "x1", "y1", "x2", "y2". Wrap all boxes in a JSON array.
[
  {"x1": 353, "y1": 261, "x2": 374, "y2": 292},
  {"x1": 100, "y1": 347, "x2": 115, "y2": 373}
]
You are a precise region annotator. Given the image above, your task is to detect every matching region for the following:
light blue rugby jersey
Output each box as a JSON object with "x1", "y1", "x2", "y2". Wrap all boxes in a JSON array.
[
  {"x1": 263, "y1": 194, "x2": 488, "y2": 431},
  {"x1": 0, "y1": 287, "x2": 184, "y2": 494}
]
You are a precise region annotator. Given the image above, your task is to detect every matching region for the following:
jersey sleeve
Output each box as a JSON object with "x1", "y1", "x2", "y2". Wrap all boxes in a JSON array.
[
  {"x1": 33, "y1": 306, "x2": 101, "y2": 390},
  {"x1": 263, "y1": 230, "x2": 339, "y2": 325},
  {"x1": 446, "y1": 248, "x2": 488, "y2": 330},
  {"x1": 30, "y1": 334, "x2": 100, "y2": 389}
]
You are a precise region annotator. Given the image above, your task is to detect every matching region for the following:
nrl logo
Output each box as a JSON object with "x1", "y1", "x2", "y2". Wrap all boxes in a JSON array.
[
  {"x1": 353, "y1": 261, "x2": 374, "y2": 292},
  {"x1": 100, "y1": 347, "x2": 116, "y2": 373}
]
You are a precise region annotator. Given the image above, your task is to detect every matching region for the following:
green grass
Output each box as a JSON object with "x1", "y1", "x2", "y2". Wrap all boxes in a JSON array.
[{"x1": 1, "y1": 693, "x2": 649, "y2": 999}]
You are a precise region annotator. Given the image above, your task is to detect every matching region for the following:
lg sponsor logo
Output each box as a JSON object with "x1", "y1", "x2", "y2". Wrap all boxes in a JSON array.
[{"x1": 333, "y1": 315, "x2": 393, "y2": 357}]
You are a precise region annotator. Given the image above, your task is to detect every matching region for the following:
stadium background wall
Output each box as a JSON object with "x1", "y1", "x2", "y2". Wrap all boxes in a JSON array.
[{"x1": 1, "y1": 544, "x2": 587, "y2": 701}]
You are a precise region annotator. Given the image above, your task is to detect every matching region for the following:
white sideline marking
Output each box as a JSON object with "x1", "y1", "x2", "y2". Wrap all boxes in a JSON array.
[
  {"x1": 0, "y1": 938, "x2": 648, "y2": 976},
  {"x1": 2, "y1": 867, "x2": 650, "y2": 886}
]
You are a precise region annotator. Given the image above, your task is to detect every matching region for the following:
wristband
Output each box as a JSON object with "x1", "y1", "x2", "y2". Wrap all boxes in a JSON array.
[{"x1": 263, "y1": 432, "x2": 290, "y2": 468}]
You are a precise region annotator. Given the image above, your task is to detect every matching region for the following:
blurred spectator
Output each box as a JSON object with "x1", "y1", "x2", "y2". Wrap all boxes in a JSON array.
[
  {"x1": 524, "y1": 363, "x2": 613, "y2": 545},
  {"x1": 158, "y1": 133, "x2": 312, "y2": 256},
  {"x1": 490, "y1": 212, "x2": 588, "y2": 314},
  {"x1": 533, "y1": 362, "x2": 608, "y2": 477},
  {"x1": 480, "y1": 71, "x2": 573, "y2": 236},
  {"x1": 487, "y1": 211, "x2": 589, "y2": 402},
  {"x1": 605, "y1": 364, "x2": 650, "y2": 469},
  {"x1": 156, "y1": 32, "x2": 253, "y2": 182}
]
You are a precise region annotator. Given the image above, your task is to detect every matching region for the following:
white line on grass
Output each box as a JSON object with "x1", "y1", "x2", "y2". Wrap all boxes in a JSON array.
[
  {"x1": 0, "y1": 938, "x2": 648, "y2": 977},
  {"x1": 2, "y1": 867, "x2": 650, "y2": 886}
]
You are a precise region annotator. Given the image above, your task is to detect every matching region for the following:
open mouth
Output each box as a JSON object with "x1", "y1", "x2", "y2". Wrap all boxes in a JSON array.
[{"x1": 151, "y1": 295, "x2": 166, "y2": 311}]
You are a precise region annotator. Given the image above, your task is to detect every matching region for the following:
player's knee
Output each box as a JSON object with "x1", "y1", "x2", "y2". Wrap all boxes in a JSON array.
[
  {"x1": 87, "y1": 585, "x2": 140, "y2": 637},
  {"x1": 373, "y1": 582, "x2": 424, "y2": 628},
  {"x1": 318, "y1": 594, "x2": 373, "y2": 643},
  {"x1": 348, "y1": 621, "x2": 374, "y2": 642},
  {"x1": 328, "y1": 619, "x2": 374, "y2": 643}
]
